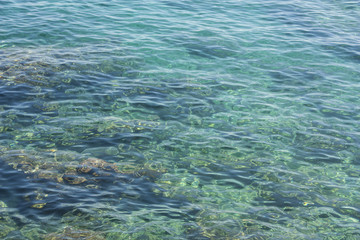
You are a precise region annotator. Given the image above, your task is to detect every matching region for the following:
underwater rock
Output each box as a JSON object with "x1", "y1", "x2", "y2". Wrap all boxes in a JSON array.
[
  {"x1": 1, "y1": 148, "x2": 165, "y2": 185},
  {"x1": 0, "y1": 201, "x2": 17, "y2": 238},
  {"x1": 132, "y1": 168, "x2": 164, "y2": 181},
  {"x1": 0, "y1": 221, "x2": 16, "y2": 238},
  {"x1": 0, "y1": 200, "x2": 7, "y2": 208},
  {"x1": 62, "y1": 172, "x2": 88, "y2": 185},
  {"x1": 0, "y1": 146, "x2": 172, "y2": 231},
  {"x1": 78, "y1": 157, "x2": 119, "y2": 173},
  {"x1": 0, "y1": 148, "x2": 167, "y2": 210},
  {"x1": 43, "y1": 227, "x2": 105, "y2": 240},
  {"x1": 0, "y1": 48, "x2": 69, "y2": 87},
  {"x1": 20, "y1": 223, "x2": 46, "y2": 240},
  {"x1": 0, "y1": 46, "x2": 139, "y2": 87}
]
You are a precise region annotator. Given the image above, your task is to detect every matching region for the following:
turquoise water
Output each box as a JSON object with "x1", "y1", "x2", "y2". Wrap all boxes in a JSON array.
[{"x1": 0, "y1": 0, "x2": 360, "y2": 239}]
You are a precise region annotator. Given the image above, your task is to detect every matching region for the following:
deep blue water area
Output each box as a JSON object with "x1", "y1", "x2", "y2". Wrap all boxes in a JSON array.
[{"x1": 1, "y1": 0, "x2": 360, "y2": 239}]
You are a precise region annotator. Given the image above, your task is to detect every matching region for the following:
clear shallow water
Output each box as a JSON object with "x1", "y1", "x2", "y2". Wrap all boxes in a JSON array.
[{"x1": 0, "y1": 0, "x2": 360, "y2": 239}]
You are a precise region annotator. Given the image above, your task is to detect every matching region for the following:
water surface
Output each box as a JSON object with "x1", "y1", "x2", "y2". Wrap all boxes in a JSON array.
[{"x1": 1, "y1": 0, "x2": 360, "y2": 239}]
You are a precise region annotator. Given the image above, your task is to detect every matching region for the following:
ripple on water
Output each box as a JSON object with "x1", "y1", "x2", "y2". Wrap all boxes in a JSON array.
[{"x1": 1, "y1": 0, "x2": 360, "y2": 239}]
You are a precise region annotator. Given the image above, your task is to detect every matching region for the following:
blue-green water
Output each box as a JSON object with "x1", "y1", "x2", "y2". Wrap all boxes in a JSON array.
[{"x1": 0, "y1": 0, "x2": 360, "y2": 239}]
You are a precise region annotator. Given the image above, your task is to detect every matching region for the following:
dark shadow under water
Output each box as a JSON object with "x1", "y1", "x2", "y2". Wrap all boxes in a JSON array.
[{"x1": 0, "y1": 159, "x2": 198, "y2": 229}]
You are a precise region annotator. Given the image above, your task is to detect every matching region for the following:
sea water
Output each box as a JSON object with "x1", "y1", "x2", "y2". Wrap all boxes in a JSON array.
[{"x1": 0, "y1": 0, "x2": 359, "y2": 239}]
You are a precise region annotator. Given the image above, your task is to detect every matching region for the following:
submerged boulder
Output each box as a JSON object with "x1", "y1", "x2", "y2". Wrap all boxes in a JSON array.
[{"x1": 43, "y1": 227, "x2": 105, "y2": 240}]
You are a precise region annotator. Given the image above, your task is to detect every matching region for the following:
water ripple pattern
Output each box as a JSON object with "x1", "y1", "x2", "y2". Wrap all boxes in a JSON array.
[{"x1": 0, "y1": 0, "x2": 360, "y2": 239}]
